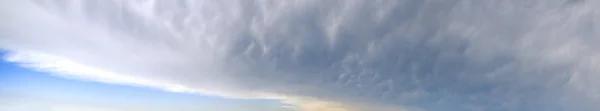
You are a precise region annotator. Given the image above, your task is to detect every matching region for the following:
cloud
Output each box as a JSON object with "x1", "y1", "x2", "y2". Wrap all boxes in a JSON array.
[{"x1": 2, "y1": 0, "x2": 600, "y2": 111}]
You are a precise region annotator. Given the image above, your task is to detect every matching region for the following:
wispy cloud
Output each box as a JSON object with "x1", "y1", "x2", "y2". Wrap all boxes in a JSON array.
[{"x1": 2, "y1": 0, "x2": 600, "y2": 111}]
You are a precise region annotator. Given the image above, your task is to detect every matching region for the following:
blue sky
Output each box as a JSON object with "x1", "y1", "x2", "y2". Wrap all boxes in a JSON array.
[{"x1": 0, "y1": 51, "x2": 288, "y2": 111}]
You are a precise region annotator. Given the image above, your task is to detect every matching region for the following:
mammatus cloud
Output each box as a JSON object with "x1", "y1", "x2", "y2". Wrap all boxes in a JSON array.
[{"x1": 2, "y1": 0, "x2": 600, "y2": 111}]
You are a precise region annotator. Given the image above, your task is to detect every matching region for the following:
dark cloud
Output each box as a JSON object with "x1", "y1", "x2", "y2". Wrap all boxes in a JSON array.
[{"x1": 2, "y1": 0, "x2": 600, "y2": 111}]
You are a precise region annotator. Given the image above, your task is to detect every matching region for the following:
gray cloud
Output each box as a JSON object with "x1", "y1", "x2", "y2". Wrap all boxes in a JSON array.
[{"x1": 2, "y1": 0, "x2": 600, "y2": 111}]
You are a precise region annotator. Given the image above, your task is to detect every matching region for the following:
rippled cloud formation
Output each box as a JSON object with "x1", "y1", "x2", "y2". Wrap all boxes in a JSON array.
[{"x1": 2, "y1": 0, "x2": 600, "y2": 111}]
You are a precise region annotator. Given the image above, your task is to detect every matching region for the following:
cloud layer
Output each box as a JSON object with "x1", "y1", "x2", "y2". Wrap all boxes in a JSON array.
[{"x1": 2, "y1": 0, "x2": 600, "y2": 111}]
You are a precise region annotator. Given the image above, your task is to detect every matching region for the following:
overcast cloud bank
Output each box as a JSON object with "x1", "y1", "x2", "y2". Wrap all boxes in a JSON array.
[{"x1": 2, "y1": 0, "x2": 600, "y2": 111}]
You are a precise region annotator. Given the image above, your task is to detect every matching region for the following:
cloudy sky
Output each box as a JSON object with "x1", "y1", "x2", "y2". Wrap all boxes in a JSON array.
[
  {"x1": 0, "y1": 55, "x2": 288, "y2": 111},
  {"x1": 1, "y1": 0, "x2": 600, "y2": 111}
]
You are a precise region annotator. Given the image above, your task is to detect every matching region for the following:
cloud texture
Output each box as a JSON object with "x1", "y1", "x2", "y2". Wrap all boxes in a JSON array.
[{"x1": 2, "y1": 0, "x2": 600, "y2": 111}]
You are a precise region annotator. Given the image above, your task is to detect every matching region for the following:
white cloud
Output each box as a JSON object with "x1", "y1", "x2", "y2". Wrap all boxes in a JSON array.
[{"x1": 2, "y1": 0, "x2": 600, "y2": 111}]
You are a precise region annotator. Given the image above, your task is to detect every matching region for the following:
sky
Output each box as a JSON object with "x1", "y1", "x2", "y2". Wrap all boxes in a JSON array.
[
  {"x1": 0, "y1": 51, "x2": 289, "y2": 111},
  {"x1": 1, "y1": 0, "x2": 600, "y2": 111}
]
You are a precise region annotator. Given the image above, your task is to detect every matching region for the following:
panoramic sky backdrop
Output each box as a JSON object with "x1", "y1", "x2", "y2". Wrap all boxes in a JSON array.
[{"x1": 1, "y1": 0, "x2": 600, "y2": 111}]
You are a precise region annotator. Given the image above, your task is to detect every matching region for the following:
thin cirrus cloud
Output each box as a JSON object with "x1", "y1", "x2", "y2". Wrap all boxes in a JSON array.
[{"x1": 1, "y1": 0, "x2": 600, "y2": 111}]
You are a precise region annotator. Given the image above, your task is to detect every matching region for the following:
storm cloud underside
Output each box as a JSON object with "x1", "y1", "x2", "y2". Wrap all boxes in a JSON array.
[{"x1": 2, "y1": 0, "x2": 600, "y2": 111}]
